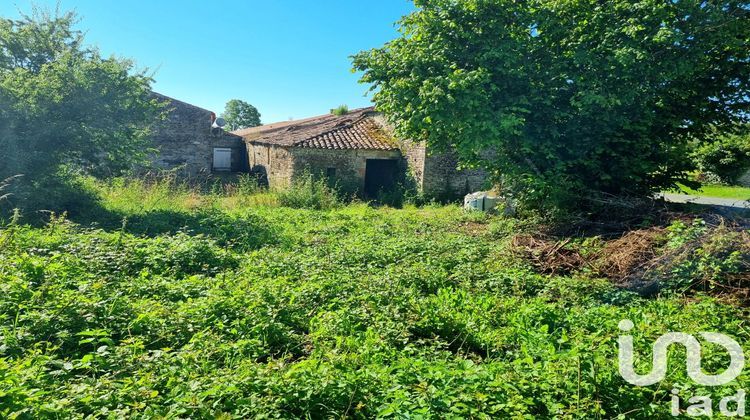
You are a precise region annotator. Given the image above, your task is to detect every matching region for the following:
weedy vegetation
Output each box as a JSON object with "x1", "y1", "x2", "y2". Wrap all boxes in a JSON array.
[
  {"x1": 1, "y1": 176, "x2": 749, "y2": 418},
  {"x1": 330, "y1": 104, "x2": 350, "y2": 116},
  {"x1": 2, "y1": 3, "x2": 748, "y2": 417},
  {"x1": 0, "y1": 175, "x2": 21, "y2": 204}
]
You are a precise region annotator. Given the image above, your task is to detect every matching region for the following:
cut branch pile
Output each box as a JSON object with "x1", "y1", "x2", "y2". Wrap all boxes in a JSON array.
[
  {"x1": 511, "y1": 235, "x2": 587, "y2": 275},
  {"x1": 512, "y1": 215, "x2": 750, "y2": 298}
]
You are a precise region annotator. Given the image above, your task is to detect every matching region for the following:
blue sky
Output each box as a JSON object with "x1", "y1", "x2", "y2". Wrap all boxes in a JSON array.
[{"x1": 0, "y1": 1, "x2": 414, "y2": 123}]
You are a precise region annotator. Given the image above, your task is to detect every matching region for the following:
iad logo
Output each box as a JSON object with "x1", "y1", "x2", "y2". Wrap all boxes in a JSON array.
[
  {"x1": 618, "y1": 320, "x2": 746, "y2": 417},
  {"x1": 618, "y1": 320, "x2": 744, "y2": 386}
]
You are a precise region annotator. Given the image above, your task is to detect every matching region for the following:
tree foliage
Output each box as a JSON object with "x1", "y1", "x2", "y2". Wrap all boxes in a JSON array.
[
  {"x1": 0, "y1": 7, "x2": 161, "y2": 186},
  {"x1": 353, "y1": 0, "x2": 750, "y2": 211},
  {"x1": 222, "y1": 99, "x2": 261, "y2": 131},
  {"x1": 692, "y1": 126, "x2": 750, "y2": 184}
]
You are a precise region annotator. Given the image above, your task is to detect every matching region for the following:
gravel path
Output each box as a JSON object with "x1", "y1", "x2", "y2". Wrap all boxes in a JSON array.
[{"x1": 659, "y1": 193, "x2": 750, "y2": 209}]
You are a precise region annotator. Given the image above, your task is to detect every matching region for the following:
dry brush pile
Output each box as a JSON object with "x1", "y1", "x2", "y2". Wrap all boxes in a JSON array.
[{"x1": 512, "y1": 215, "x2": 750, "y2": 298}]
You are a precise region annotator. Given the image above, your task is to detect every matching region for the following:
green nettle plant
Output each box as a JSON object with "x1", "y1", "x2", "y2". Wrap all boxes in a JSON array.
[
  {"x1": 353, "y1": 0, "x2": 750, "y2": 212},
  {"x1": 2, "y1": 180, "x2": 750, "y2": 418}
]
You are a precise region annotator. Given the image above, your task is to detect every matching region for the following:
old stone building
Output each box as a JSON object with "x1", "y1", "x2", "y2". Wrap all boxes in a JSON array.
[
  {"x1": 400, "y1": 137, "x2": 488, "y2": 199},
  {"x1": 234, "y1": 107, "x2": 486, "y2": 198},
  {"x1": 148, "y1": 93, "x2": 246, "y2": 176},
  {"x1": 145, "y1": 93, "x2": 485, "y2": 198}
]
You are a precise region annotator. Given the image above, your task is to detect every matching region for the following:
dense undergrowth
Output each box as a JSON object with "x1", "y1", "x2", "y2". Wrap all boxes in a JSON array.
[{"x1": 1, "y1": 177, "x2": 749, "y2": 418}]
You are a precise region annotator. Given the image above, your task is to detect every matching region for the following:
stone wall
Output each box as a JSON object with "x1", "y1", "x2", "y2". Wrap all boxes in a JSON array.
[
  {"x1": 246, "y1": 141, "x2": 403, "y2": 195},
  {"x1": 247, "y1": 143, "x2": 295, "y2": 189},
  {"x1": 400, "y1": 138, "x2": 427, "y2": 190},
  {"x1": 292, "y1": 148, "x2": 402, "y2": 194},
  {"x1": 423, "y1": 150, "x2": 487, "y2": 199},
  {"x1": 149, "y1": 93, "x2": 246, "y2": 176},
  {"x1": 399, "y1": 138, "x2": 487, "y2": 199}
]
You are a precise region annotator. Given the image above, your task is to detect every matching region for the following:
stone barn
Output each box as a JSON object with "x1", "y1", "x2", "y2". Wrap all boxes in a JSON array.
[
  {"x1": 143, "y1": 93, "x2": 486, "y2": 198},
  {"x1": 234, "y1": 107, "x2": 486, "y2": 198},
  {"x1": 148, "y1": 92, "x2": 247, "y2": 176}
]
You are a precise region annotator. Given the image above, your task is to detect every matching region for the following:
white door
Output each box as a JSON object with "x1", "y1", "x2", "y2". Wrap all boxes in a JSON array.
[{"x1": 213, "y1": 148, "x2": 232, "y2": 171}]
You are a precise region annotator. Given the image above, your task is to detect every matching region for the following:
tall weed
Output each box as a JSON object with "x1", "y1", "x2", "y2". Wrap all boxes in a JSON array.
[
  {"x1": 0, "y1": 175, "x2": 19, "y2": 203},
  {"x1": 277, "y1": 173, "x2": 342, "y2": 210}
]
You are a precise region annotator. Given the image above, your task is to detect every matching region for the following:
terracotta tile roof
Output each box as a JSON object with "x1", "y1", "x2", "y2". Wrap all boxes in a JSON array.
[
  {"x1": 296, "y1": 117, "x2": 398, "y2": 150},
  {"x1": 233, "y1": 107, "x2": 399, "y2": 151}
]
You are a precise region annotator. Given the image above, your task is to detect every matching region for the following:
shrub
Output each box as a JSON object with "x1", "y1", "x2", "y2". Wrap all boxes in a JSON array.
[
  {"x1": 376, "y1": 182, "x2": 424, "y2": 208},
  {"x1": 692, "y1": 129, "x2": 750, "y2": 184},
  {"x1": 0, "y1": 8, "x2": 161, "y2": 189},
  {"x1": 330, "y1": 104, "x2": 349, "y2": 116},
  {"x1": 234, "y1": 173, "x2": 263, "y2": 195},
  {"x1": 277, "y1": 174, "x2": 341, "y2": 210},
  {"x1": 658, "y1": 218, "x2": 750, "y2": 294},
  {"x1": 9, "y1": 170, "x2": 111, "y2": 224}
]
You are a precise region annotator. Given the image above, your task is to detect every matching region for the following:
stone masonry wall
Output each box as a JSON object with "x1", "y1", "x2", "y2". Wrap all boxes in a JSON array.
[
  {"x1": 399, "y1": 138, "x2": 427, "y2": 191},
  {"x1": 292, "y1": 148, "x2": 402, "y2": 195},
  {"x1": 377, "y1": 113, "x2": 488, "y2": 199},
  {"x1": 149, "y1": 94, "x2": 246, "y2": 176},
  {"x1": 247, "y1": 143, "x2": 295, "y2": 189},
  {"x1": 422, "y1": 151, "x2": 487, "y2": 199},
  {"x1": 246, "y1": 142, "x2": 401, "y2": 194},
  {"x1": 399, "y1": 138, "x2": 486, "y2": 199}
]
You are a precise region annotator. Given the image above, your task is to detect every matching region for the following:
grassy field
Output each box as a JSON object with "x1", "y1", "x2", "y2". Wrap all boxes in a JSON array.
[
  {"x1": 1, "y1": 177, "x2": 749, "y2": 418},
  {"x1": 676, "y1": 183, "x2": 750, "y2": 200}
]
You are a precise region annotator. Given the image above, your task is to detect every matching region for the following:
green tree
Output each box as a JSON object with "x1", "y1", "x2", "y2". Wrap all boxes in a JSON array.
[
  {"x1": 353, "y1": 0, "x2": 750, "y2": 211},
  {"x1": 222, "y1": 99, "x2": 261, "y2": 131},
  {"x1": 0, "y1": 7, "x2": 161, "y2": 186}
]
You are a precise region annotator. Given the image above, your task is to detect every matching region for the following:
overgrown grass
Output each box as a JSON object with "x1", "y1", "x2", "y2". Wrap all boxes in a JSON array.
[
  {"x1": 1, "y1": 179, "x2": 749, "y2": 418},
  {"x1": 93, "y1": 175, "x2": 279, "y2": 215},
  {"x1": 276, "y1": 173, "x2": 342, "y2": 210},
  {"x1": 92, "y1": 173, "x2": 348, "y2": 215}
]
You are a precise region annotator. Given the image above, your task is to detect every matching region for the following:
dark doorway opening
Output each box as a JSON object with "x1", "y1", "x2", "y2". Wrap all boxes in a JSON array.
[{"x1": 364, "y1": 159, "x2": 399, "y2": 198}]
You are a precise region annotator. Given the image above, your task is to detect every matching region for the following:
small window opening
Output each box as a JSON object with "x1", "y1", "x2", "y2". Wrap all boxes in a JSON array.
[{"x1": 213, "y1": 148, "x2": 232, "y2": 171}]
